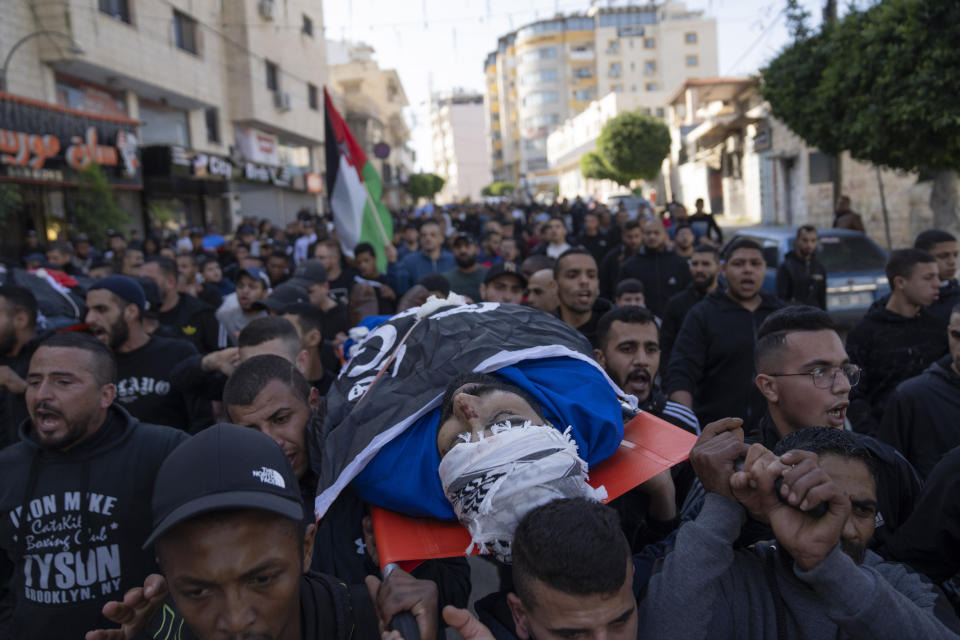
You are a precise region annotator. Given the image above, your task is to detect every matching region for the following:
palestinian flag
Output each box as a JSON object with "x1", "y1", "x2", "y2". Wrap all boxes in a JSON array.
[{"x1": 324, "y1": 87, "x2": 393, "y2": 272}]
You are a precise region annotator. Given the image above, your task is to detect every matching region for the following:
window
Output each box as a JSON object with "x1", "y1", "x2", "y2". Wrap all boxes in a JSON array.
[
  {"x1": 645, "y1": 82, "x2": 658, "y2": 91},
  {"x1": 521, "y1": 68, "x2": 559, "y2": 85},
  {"x1": 522, "y1": 91, "x2": 558, "y2": 107},
  {"x1": 685, "y1": 55, "x2": 699, "y2": 67},
  {"x1": 173, "y1": 10, "x2": 199, "y2": 55},
  {"x1": 644, "y1": 37, "x2": 655, "y2": 49},
  {"x1": 306, "y1": 83, "x2": 319, "y2": 110},
  {"x1": 265, "y1": 60, "x2": 279, "y2": 91},
  {"x1": 609, "y1": 63, "x2": 621, "y2": 78},
  {"x1": 302, "y1": 14, "x2": 313, "y2": 37},
  {"x1": 99, "y1": 0, "x2": 131, "y2": 23},
  {"x1": 631, "y1": 85, "x2": 637, "y2": 92},
  {"x1": 205, "y1": 107, "x2": 220, "y2": 143},
  {"x1": 656, "y1": 107, "x2": 665, "y2": 118},
  {"x1": 520, "y1": 47, "x2": 558, "y2": 65},
  {"x1": 573, "y1": 88, "x2": 595, "y2": 102},
  {"x1": 644, "y1": 60, "x2": 657, "y2": 75},
  {"x1": 808, "y1": 152, "x2": 837, "y2": 184},
  {"x1": 139, "y1": 103, "x2": 189, "y2": 146},
  {"x1": 685, "y1": 32, "x2": 698, "y2": 44},
  {"x1": 612, "y1": 84, "x2": 623, "y2": 93},
  {"x1": 607, "y1": 40, "x2": 620, "y2": 54},
  {"x1": 572, "y1": 66, "x2": 593, "y2": 79}
]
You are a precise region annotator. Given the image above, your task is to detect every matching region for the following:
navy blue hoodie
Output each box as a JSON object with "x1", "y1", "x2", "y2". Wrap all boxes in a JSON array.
[{"x1": 0, "y1": 406, "x2": 187, "y2": 639}]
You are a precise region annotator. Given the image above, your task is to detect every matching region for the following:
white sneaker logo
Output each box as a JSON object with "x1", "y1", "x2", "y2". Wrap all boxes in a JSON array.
[{"x1": 251, "y1": 466, "x2": 286, "y2": 489}]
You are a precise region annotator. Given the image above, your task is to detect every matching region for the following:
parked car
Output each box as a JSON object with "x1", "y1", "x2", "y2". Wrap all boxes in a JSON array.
[
  {"x1": 604, "y1": 193, "x2": 651, "y2": 220},
  {"x1": 727, "y1": 227, "x2": 890, "y2": 327}
]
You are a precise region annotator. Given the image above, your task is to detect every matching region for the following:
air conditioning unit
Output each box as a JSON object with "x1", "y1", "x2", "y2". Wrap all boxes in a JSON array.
[
  {"x1": 258, "y1": 0, "x2": 276, "y2": 20},
  {"x1": 274, "y1": 91, "x2": 292, "y2": 111}
]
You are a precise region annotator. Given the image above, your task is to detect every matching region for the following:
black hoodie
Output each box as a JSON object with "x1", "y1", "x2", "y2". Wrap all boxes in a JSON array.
[
  {"x1": 666, "y1": 289, "x2": 784, "y2": 437},
  {"x1": 0, "y1": 406, "x2": 187, "y2": 640},
  {"x1": 878, "y1": 355, "x2": 960, "y2": 480},
  {"x1": 928, "y1": 279, "x2": 960, "y2": 324},
  {"x1": 846, "y1": 300, "x2": 948, "y2": 435},
  {"x1": 776, "y1": 250, "x2": 827, "y2": 309},
  {"x1": 619, "y1": 247, "x2": 693, "y2": 317}
]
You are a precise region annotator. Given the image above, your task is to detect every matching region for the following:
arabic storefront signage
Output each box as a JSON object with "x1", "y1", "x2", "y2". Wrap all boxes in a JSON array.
[
  {"x1": 0, "y1": 92, "x2": 141, "y2": 187},
  {"x1": 144, "y1": 145, "x2": 310, "y2": 192}
]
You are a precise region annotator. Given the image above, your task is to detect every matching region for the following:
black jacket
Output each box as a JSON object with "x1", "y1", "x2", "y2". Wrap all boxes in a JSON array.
[
  {"x1": 660, "y1": 285, "x2": 712, "y2": 372},
  {"x1": 666, "y1": 290, "x2": 784, "y2": 437},
  {"x1": 0, "y1": 406, "x2": 187, "y2": 640},
  {"x1": 887, "y1": 445, "x2": 960, "y2": 583},
  {"x1": 114, "y1": 336, "x2": 213, "y2": 434},
  {"x1": 776, "y1": 251, "x2": 827, "y2": 309},
  {"x1": 557, "y1": 298, "x2": 614, "y2": 348},
  {"x1": 846, "y1": 300, "x2": 948, "y2": 435},
  {"x1": 599, "y1": 244, "x2": 637, "y2": 301},
  {"x1": 758, "y1": 413, "x2": 922, "y2": 554},
  {"x1": 576, "y1": 233, "x2": 609, "y2": 267},
  {"x1": 0, "y1": 332, "x2": 50, "y2": 450},
  {"x1": 155, "y1": 293, "x2": 225, "y2": 354},
  {"x1": 929, "y1": 279, "x2": 960, "y2": 324},
  {"x1": 620, "y1": 248, "x2": 692, "y2": 317},
  {"x1": 877, "y1": 355, "x2": 960, "y2": 480}
]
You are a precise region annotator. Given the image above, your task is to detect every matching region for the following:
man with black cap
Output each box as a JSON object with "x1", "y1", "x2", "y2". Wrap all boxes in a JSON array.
[
  {"x1": 215, "y1": 266, "x2": 270, "y2": 344},
  {"x1": 479, "y1": 261, "x2": 526, "y2": 304},
  {"x1": 443, "y1": 232, "x2": 487, "y2": 303},
  {"x1": 288, "y1": 260, "x2": 350, "y2": 344},
  {"x1": 87, "y1": 423, "x2": 441, "y2": 640},
  {"x1": 86, "y1": 275, "x2": 212, "y2": 433},
  {"x1": 256, "y1": 281, "x2": 312, "y2": 315},
  {"x1": 0, "y1": 332, "x2": 187, "y2": 640}
]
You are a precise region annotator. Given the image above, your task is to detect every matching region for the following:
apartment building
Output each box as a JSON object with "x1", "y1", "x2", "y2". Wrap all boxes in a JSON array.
[
  {"x1": 0, "y1": 0, "x2": 327, "y2": 248},
  {"x1": 430, "y1": 92, "x2": 492, "y2": 203},
  {"x1": 483, "y1": 1, "x2": 717, "y2": 194},
  {"x1": 326, "y1": 41, "x2": 413, "y2": 210}
]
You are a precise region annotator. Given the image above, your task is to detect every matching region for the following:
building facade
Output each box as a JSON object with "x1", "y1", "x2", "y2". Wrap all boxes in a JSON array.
[
  {"x1": 429, "y1": 92, "x2": 492, "y2": 203},
  {"x1": 327, "y1": 41, "x2": 413, "y2": 210},
  {"x1": 484, "y1": 1, "x2": 717, "y2": 194},
  {"x1": 665, "y1": 77, "x2": 927, "y2": 248},
  {"x1": 0, "y1": 0, "x2": 327, "y2": 252}
]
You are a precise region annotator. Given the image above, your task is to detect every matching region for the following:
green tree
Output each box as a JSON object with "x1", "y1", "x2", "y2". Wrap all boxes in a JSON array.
[
  {"x1": 761, "y1": 0, "x2": 960, "y2": 230},
  {"x1": 0, "y1": 184, "x2": 22, "y2": 228},
  {"x1": 406, "y1": 172, "x2": 446, "y2": 202},
  {"x1": 74, "y1": 163, "x2": 130, "y2": 246},
  {"x1": 579, "y1": 151, "x2": 632, "y2": 187},
  {"x1": 481, "y1": 181, "x2": 515, "y2": 196},
  {"x1": 597, "y1": 110, "x2": 671, "y2": 182}
]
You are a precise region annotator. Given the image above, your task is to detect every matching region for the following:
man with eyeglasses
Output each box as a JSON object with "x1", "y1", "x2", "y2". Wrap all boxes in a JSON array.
[{"x1": 752, "y1": 305, "x2": 921, "y2": 552}]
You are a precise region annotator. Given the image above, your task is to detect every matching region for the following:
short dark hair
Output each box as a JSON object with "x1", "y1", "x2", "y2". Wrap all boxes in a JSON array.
[
  {"x1": 521, "y1": 255, "x2": 554, "y2": 275},
  {"x1": 439, "y1": 372, "x2": 544, "y2": 428},
  {"x1": 238, "y1": 316, "x2": 301, "y2": 356},
  {"x1": 354, "y1": 242, "x2": 376, "y2": 259},
  {"x1": 755, "y1": 305, "x2": 838, "y2": 372},
  {"x1": 624, "y1": 219, "x2": 642, "y2": 231},
  {"x1": 692, "y1": 244, "x2": 719, "y2": 259},
  {"x1": 614, "y1": 278, "x2": 644, "y2": 298},
  {"x1": 595, "y1": 305, "x2": 658, "y2": 351},
  {"x1": 0, "y1": 285, "x2": 38, "y2": 328},
  {"x1": 773, "y1": 427, "x2": 878, "y2": 485},
  {"x1": 418, "y1": 274, "x2": 450, "y2": 297},
  {"x1": 885, "y1": 248, "x2": 936, "y2": 283},
  {"x1": 797, "y1": 225, "x2": 817, "y2": 237},
  {"x1": 420, "y1": 218, "x2": 442, "y2": 232},
  {"x1": 673, "y1": 223, "x2": 693, "y2": 235},
  {"x1": 144, "y1": 255, "x2": 178, "y2": 280},
  {"x1": 223, "y1": 354, "x2": 311, "y2": 410},
  {"x1": 47, "y1": 241, "x2": 72, "y2": 255},
  {"x1": 512, "y1": 498, "x2": 631, "y2": 608},
  {"x1": 722, "y1": 237, "x2": 763, "y2": 261},
  {"x1": 553, "y1": 248, "x2": 596, "y2": 279},
  {"x1": 235, "y1": 241, "x2": 251, "y2": 253},
  {"x1": 35, "y1": 332, "x2": 117, "y2": 386},
  {"x1": 914, "y1": 229, "x2": 956, "y2": 252},
  {"x1": 283, "y1": 303, "x2": 324, "y2": 339}
]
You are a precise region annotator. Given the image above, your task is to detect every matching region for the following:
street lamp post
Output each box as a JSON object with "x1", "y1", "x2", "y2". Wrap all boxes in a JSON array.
[{"x1": 1, "y1": 30, "x2": 84, "y2": 93}]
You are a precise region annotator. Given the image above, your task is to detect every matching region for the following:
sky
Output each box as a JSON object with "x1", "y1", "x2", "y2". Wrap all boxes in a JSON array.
[{"x1": 321, "y1": 0, "x2": 827, "y2": 172}]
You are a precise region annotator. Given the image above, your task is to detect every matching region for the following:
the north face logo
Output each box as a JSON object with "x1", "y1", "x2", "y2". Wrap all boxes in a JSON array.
[{"x1": 251, "y1": 467, "x2": 285, "y2": 488}]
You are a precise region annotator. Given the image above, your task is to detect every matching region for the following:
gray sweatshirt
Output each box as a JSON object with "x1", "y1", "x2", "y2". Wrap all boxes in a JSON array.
[{"x1": 640, "y1": 493, "x2": 958, "y2": 639}]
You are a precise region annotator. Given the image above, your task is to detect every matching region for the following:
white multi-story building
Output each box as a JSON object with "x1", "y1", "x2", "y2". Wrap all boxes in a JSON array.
[
  {"x1": 0, "y1": 0, "x2": 328, "y2": 246},
  {"x1": 430, "y1": 92, "x2": 492, "y2": 203},
  {"x1": 484, "y1": 2, "x2": 718, "y2": 194}
]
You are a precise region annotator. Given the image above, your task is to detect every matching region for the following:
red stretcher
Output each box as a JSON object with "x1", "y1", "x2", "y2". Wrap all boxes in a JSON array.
[{"x1": 371, "y1": 411, "x2": 697, "y2": 572}]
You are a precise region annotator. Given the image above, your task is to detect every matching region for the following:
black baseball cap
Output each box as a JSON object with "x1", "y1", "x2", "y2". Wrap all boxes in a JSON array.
[
  {"x1": 254, "y1": 282, "x2": 310, "y2": 312},
  {"x1": 484, "y1": 261, "x2": 527, "y2": 287},
  {"x1": 288, "y1": 259, "x2": 327, "y2": 289},
  {"x1": 451, "y1": 231, "x2": 477, "y2": 246},
  {"x1": 237, "y1": 266, "x2": 271, "y2": 289},
  {"x1": 143, "y1": 423, "x2": 303, "y2": 548}
]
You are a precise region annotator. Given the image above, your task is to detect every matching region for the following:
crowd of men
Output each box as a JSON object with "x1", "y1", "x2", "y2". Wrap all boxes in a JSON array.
[{"x1": 0, "y1": 194, "x2": 959, "y2": 639}]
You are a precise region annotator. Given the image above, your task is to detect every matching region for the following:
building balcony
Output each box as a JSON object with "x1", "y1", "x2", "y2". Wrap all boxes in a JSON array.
[{"x1": 569, "y1": 49, "x2": 596, "y2": 61}]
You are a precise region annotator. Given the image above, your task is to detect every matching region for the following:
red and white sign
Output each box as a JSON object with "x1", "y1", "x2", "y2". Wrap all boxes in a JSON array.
[{"x1": 234, "y1": 125, "x2": 280, "y2": 166}]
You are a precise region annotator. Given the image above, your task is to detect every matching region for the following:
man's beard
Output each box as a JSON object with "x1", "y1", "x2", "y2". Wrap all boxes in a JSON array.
[
  {"x1": 455, "y1": 254, "x2": 477, "y2": 269},
  {"x1": 32, "y1": 402, "x2": 95, "y2": 450},
  {"x1": 613, "y1": 367, "x2": 652, "y2": 403},
  {"x1": 841, "y1": 539, "x2": 866, "y2": 565},
  {"x1": 108, "y1": 315, "x2": 129, "y2": 351},
  {"x1": 692, "y1": 275, "x2": 716, "y2": 292}
]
